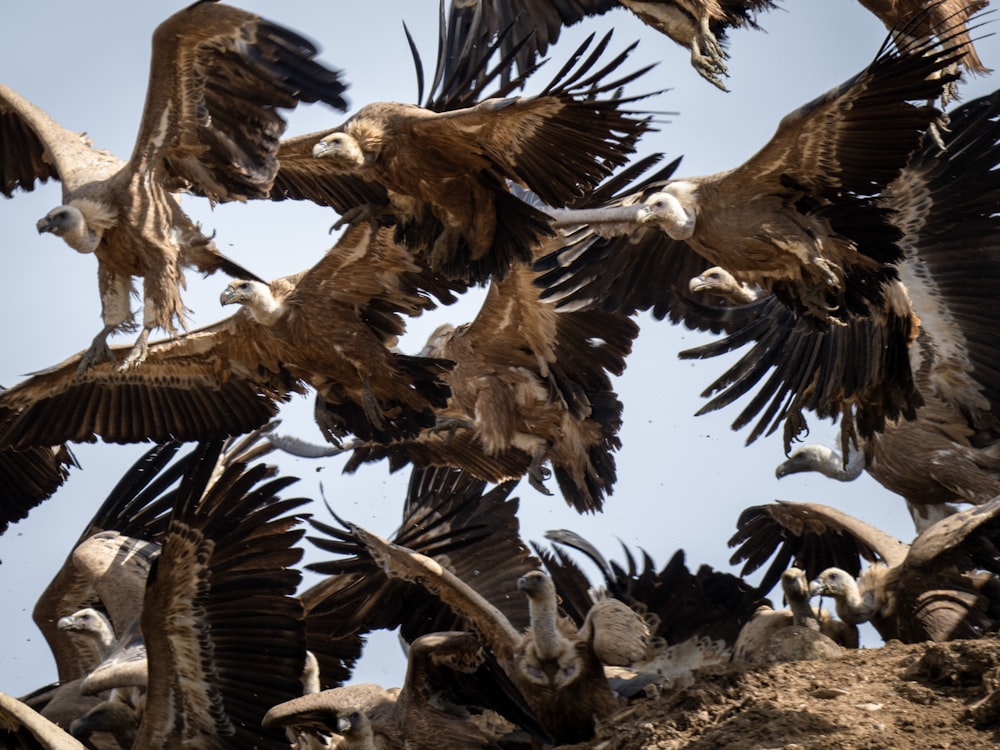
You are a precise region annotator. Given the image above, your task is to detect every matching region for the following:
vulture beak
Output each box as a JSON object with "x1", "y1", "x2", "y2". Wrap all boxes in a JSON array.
[
  {"x1": 219, "y1": 286, "x2": 238, "y2": 306},
  {"x1": 36, "y1": 216, "x2": 56, "y2": 234},
  {"x1": 808, "y1": 578, "x2": 826, "y2": 597},
  {"x1": 689, "y1": 275, "x2": 709, "y2": 294},
  {"x1": 335, "y1": 715, "x2": 353, "y2": 734},
  {"x1": 312, "y1": 138, "x2": 330, "y2": 158}
]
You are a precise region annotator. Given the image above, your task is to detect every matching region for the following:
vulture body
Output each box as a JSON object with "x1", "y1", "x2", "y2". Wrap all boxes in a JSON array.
[
  {"x1": 0, "y1": 1, "x2": 349, "y2": 371},
  {"x1": 730, "y1": 498, "x2": 1000, "y2": 643},
  {"x1": 292, "y1": 30, "x2": 654, "y2": 285},
  {"x1": 766, "y1": 87, "x2": 1000, "y2": 510},
  {"x1": 0, "y1": 222, "x2": 457, "y2": 450}
]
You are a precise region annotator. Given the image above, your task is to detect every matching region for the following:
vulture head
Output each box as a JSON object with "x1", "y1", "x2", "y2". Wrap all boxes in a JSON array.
[
  {"x1": 57, "y1": 607, "x2": 115, "y2": 651},
  {"x1": 517, "y1": 571, "x2": 582, "y2": 689},
  {"x1": 689, "y1": 266, "x2": 762, "y2": 305},
  {"x1": 775, "y1": 442, "x2": 866, "y2": 481},
  {"x1": 220, "y1": 279, "x2": 285, "y2": 325},
  {"x1": 70, "y1": 700, "x2": 140, "y2": 750},
  {"x1": 809, "y1": 566, "x2": 882, "y2": 625},
  {"x1": 312, "y1": 131, "x2": 367, "y2": 170},
  {"x1": 36, "y1": 204, "x2": 101, "y2": 254},
  {"x1": 637, "y1": 183, "x2": 698, "y2": 240}
]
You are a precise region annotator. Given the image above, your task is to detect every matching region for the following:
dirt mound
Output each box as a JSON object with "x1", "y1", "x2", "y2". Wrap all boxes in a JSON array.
[{"x1": 565, "y1": 637, "x2": 1000, "y2": 749}]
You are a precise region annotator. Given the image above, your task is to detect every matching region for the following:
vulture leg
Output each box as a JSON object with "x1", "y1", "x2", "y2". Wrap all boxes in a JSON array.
[
  {"x1": 360, "y1": 378, "x2": 386, "y2": 431},
  {"x1": 527, "y1": 445, "x2": 553, "y2": 496},
  {"x1": 691, "y1": 16, "x2": 729, "y2": 91},
  {"x1": 428, "y1": 416, "x2": 476, "y2": 444},
  {"x1": 330, "y1": 202, "x2": 396, "y2": 233},
  {"x1": 77, "y1": 324, "x2": 119, "y2": 374},
  {"x1": 117, "y1": 327, "x2": 152, "y2": 372}
]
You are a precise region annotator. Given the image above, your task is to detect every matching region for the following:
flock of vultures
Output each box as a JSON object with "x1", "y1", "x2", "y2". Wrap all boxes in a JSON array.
[{"x1": 3, "y1": 0, "x2": 1000, "y2": 747}]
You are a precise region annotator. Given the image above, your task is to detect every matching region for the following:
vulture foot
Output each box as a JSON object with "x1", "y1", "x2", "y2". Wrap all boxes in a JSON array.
[
  {"x1": 428, "y1": 416, "x2": 475, "y2": 443},
  {"x1": 690, "y1": 23, "x2": 729, "y2": 92},
  {"x1": 77, "y1": 326, "x2": 118, "y2": 375},
  {"x1": 359, "y1": 379, "x2": 386, "y2": 431},
  {"x1": 330, "y1": 203, "x2": 395, "y2": 233},
  {"x1": 528, "y1": 449, "x2": 553, "y2": 496},
  {"x1": 270, "y1": 432, "x2": 354, "y2": 458},
  {"x1": 117, "y1": 329, "x2": 151, "y2": 372}
]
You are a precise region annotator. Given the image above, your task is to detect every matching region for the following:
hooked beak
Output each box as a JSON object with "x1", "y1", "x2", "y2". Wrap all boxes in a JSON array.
[
  {"x1": 219, "y1": 286, "x2": 238, "y2": 306},
  {"x1": 312, "y1": 139, "x2": 330, "y2": 158},
  {"x1": 36, "y1": 216, "x2": 57, "y2": 234}
]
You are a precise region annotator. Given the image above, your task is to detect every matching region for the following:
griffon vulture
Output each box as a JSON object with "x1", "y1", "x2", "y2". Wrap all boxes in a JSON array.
[
  {"x1": 283, "y1": 30, "x2": 655, "y2": 285},
  {"x1": 539, "y1": 529, "x2": 766, "y2": 685},
  {"x1": 0, "y1": 222, "x2": 457, "y2": 451},
  {"x1": 0, "y1": 1, "x2": 349, "y2": 371},
  {"x1": 263, "y1": 631, "x2": 548, "y2": 750},
  {"x1": 730, "y1": 568, "x2": 857, "y2": 664},
  {"x1": 729, "y1": 498, "x2": 1000, "y2": 643},
  {"x1": 448, "y1": 0, "x2": 778, "y2": 91}
]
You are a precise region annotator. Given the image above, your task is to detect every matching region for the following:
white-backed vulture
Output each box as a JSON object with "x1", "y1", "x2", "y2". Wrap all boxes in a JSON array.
[
  {"x1": 281, "y1": 30, "x2": 654, "y2": 285},
  {"x1": 0, "y1": 1, "x2": 349, "y2": 371},
  {"x1": 448, "y1": 0, "x2": 778, "y2": 91},
  {"x1": 264, "y1": 631, "x2": 546, "y2": 750},
  {"x1": 731, "y1": 568, "x2": 857, "y2": 665},
  {"x1": 0, "y1": 222, "x2": 458, "y2": 450},
  {"x1": 729, "y1": 498, "x2": 1000, "y2": 643}
]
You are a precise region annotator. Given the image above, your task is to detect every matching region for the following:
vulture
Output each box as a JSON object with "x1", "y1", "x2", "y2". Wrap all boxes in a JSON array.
[
  {"x1": 0, "y1": 221, "x2": 459, "y2": 450},
  {"x1": 752, "y1": 86, "x2": 1000, "y2": 499},
  {"x1": 447, "y1": 0, "x2": 778, "y2": 91},
  {"x1": 279, "y1": 29, "x2": 655, "y2": 285},
  {"x1": 730, "y1": 568, "x2": 857, "y2": 665},
  {"x1": 539, "y1": 529, "x2": 766, "y2": 685},
  {"x1": 263, "y1": 631, "x2": 547, "y2": 750},
  {"x1": 339, "y1": 524, "x2": 649, "y2": 745},
  {"x1": 0, "y1": 1, "x2": 349, "y2": 371},
  {"x1": 333, "y1": 233, "x2": 639, "y2": 513},
  {"x1": 729, "y1": 498, "x2": 1000, "y2": 643},
  {"x1": 0, "y1": 691, "x2": 87, "y2": 750}
]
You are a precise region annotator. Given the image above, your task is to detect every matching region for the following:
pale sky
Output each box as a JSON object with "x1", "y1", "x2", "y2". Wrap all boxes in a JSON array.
[{"x1": 1, "y1": 1, "x2": 997, "y2": 696}]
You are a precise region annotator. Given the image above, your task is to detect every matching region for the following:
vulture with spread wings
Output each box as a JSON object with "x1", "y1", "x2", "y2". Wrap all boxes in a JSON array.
[
  {"x1": 0, "y1": 222, "x2": 459, "y2": 450},
  {"x1": 0, "y1": 1, "x2": 349, "y2": 372}
]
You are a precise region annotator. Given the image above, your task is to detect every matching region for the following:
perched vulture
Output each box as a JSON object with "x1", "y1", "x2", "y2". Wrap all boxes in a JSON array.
[
  {"x1": 540, "y1": 529, "x2": 766, "y2": 685},
  {"x1": 341, "y1": 523, "x2": 649, "y2": 745},
  {"x1": 280, "y1": 30, "x2": 655, "y2": 285},
  {"x1": 729, "y1": 498, "x2": 1000, "y2": 643},
  {"x1": 730, "y1": 568, "x2": 857, "y2": 665},
  {"x1": 0, "y1": 222, "x2": 458, "y2": 450},
  {"x1": 0, "y1": 1, "x2": 349, "y2": 371},
  {"x1": 448, "y1": 0, "x2": 778, "y2": 91},
  {"x1": 263, "y1": 631, "x2": 548, "y2": 750}
]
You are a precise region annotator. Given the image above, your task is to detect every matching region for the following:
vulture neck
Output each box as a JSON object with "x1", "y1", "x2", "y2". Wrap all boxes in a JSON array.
[
  {"x1": 246, "y1": 285, "x2": 287, "y2": 326},
  {"x1": 778, "y1": 442, "x2": 866, "y2": 481},
  {"x1": 526, "y1": 588, "x2": 565, "y2": 660}
]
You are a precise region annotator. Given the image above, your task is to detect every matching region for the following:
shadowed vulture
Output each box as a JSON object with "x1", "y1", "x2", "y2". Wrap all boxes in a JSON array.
[
  {"x1": 539, "y1": 529, "x2": 764, "y2": 686},
  {"x1": 0, "y1": 222, "x2": 458, "y2": 450},
  {"x1": 282, "y1": 30, "x2": 655, "y2": 285},
  {"x1": 263, "y1": 630, "x2": 548, "y2": 750},
  {"x1": 0, "y1": 1, "x2": 349, "y2": 371},
  {"x1": 731, "y1": 568, "x2": 857, "y2": 664},
  {"x1": 448, "y1": 0, "x2": 778, "y2": 91},
  {"x1": 730, "y1": 498, "x2": 1000, "y2": 643}
]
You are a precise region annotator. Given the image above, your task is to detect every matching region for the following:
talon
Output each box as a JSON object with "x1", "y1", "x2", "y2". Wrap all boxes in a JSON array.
[
  {"x1": 428, "y1": 416, "x2": 473, "y2": 445},
  {"x1": 527, "y1": 448, "x2": 553, "y2": 495},
  {"x1": 77, "y1": 326, "x2": 117, "y2": 375},
  {"x1": 117, "y1": 329, "x2": 151, "y2": 372}
]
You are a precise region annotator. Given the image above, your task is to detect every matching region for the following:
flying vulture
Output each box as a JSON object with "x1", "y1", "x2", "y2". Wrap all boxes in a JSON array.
[
  {"x1": 0, "y1": 222, "x2": 458, "y2": 450},
  {"x1": 0, "y1": 1, "x2": 349, "y2": 371},
  {"x1": 730, "y1": 568, "x2": 857, "y2": 665},
  {"x1": 280, "y1": 30, "x2": 655, "y2": 285},
  {"x1": 448, "y1": 0, "x2": 778, "y2": 91},
  {"x1": 729, "y1": 498, "x2": 1000, "y2": 643}
]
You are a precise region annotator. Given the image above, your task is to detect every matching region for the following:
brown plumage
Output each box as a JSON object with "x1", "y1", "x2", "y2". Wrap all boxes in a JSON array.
[
  {"x1": 0, "y1": 222, "x2": 456, "y2": 450},
  {"x1": 730, "y1": 498, "x2": 1000, "y2": 643},
  {"x1": 449, "y1": 0, "x2": 777, "y2": 91},
  {"x1": 341, "y1": 247, "x2": 638, "y2": 513},
  {"x1": 0, "y1": 691, "x2": 87, "y2": 749},
  {"x1": 0, "y1": 1, "x2": 348, "y2": 371},
  {"x1": 293, "y1": 31, "x2": 654, "y2": 285},
  {"x1": 731, "y1": 568, "x2": 857, "y2": 664},
  {"x1": 0, "y1": 420, "x2": 78, "y2": 532}
]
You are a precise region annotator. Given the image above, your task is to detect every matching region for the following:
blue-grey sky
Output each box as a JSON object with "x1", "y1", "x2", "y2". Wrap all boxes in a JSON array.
[{"x1": 1, "y1": 1, "x2": 997, "y2": 695}]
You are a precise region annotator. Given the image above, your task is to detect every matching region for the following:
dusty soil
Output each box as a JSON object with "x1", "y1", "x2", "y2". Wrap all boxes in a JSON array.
[{"x1": 565, "y1": 638, "x2": 1000, "y2": 749}]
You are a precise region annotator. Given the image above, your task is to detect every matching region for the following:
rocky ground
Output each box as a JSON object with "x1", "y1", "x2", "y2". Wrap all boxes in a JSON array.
[{"x1": 564, "y1": 637, "x2": 1000, "y2": 749}]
